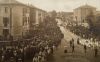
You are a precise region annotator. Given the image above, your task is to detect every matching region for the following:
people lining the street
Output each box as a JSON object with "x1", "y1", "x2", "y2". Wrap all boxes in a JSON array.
[
  {"x1": 94, "y1": 47, "x2": 98, "y2": 57},
  {"x1": 0, "y1": 16, "x2": 64, "y2": 62},
  {"x1": 64, "y1": 46, "x2": 68, "y2": 53},
  {"x1": 72, "y1": 44, "x2": 75, "y2": 53},
  {"x1": 84, "y1": 44, "x2": 87, "y2": 54},
  {"x1": 69, "y1": 38, "x2": 75, "y2": 53},
  {"x1": 66, "y1": 24, "x2": 100, "y2": 58},
  {"x1": 70, "y1": 40, "x2": 73, "y2": 47},
  {"x1": 77, "y1": 38, "x2": 80, "y2": 45},
  {"x1": 0, "y1": 15, "x2": 100, "y2": 62}
]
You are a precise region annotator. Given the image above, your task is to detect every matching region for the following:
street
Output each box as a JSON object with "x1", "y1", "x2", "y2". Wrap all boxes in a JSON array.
[
  {"x1": 47, "y1": 20, "x2": 100, "y2": 62},
  {"x1": 0, "y1": 0, "x2": 100, "y2": 62}
]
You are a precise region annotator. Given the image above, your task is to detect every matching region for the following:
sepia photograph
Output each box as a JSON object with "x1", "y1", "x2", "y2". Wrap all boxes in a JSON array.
[{"x1": 0, "y1": 0, "x2": 100, "y2": 62}]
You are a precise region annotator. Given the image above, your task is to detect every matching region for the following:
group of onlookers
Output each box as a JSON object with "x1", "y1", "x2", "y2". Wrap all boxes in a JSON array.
[
  {"x1": 64, "y1": 25, "x2": 100, "y2": 57},
  {"x1": 68, "y1": 37, "x2": 99, "y2": 57},
  {"x1": 0, "y1": 16, "x2": 64, "y2": 62}
]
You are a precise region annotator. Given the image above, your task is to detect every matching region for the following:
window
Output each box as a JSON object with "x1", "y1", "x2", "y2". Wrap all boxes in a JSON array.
[
  {"x1": 38, "y1": 13, "x2": 41, "y2": 16},
  {"x1": 3, "y1": 29, "x2": 9, "y2": 38},
  {"x1": 23, "y1": 8, "x2": 28, "y2": 13},
  {"x1": 3, "y1": 17, "x2": 9, "y2": 27},
  {"x1": 23, "y1": 17, "x2": 27, "y2": 25},
  {"x1": 5, "y1": 7, "x2": 8, "y2": 13},
  {"x1": 23, "y1": 8, "x2": 28, "y2": 16},
  {"x1": 82, "y1": 19, "x2": 85, "y2": 23},
  {"x1": 28, "y1": 17, "x2": 30, "y2": 23}
]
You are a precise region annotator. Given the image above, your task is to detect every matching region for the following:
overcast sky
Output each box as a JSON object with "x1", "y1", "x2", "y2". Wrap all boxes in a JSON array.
[{"x1": 17, "y1": 0, "x2": 100, "y2": 12}]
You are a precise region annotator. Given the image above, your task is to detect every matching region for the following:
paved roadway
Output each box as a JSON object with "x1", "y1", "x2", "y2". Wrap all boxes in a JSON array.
[{"x1": 47, "y1": 20, "x2": 100, "y2": 62}]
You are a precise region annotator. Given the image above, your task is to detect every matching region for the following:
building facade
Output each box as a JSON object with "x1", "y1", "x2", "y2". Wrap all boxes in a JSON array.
[
  {"x1": 74, "y1": 5, "x2": 96, "y2": 23},
  {"x1": 0, "y1": 0, "x2": 47, "y2": 40}
]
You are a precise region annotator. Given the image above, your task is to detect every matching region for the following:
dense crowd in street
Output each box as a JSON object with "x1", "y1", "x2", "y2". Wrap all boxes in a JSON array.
[
  {"x1": 0, "y1": 16, "x2": 64, "y2": 62},
  {"x1": 67, "y1": 25, "x2": 100, "y2": 46},
  {"x1": 67, "y1": 25, "x2": 93, "y2": 39},
  {"x1": 67, "y1": 38, "x2": 99, "y2": 57},
  {"x1": 64, "y1": 24, "x2": 100, "y2": 58}
]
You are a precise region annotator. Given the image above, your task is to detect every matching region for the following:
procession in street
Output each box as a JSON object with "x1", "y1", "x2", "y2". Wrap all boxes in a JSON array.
[
  {"x1": 0, "y1": 0, "x2": 100, "y2": 62},
  {"x1": 51, "y1": 19, "x2": 100, "y2": 62}
]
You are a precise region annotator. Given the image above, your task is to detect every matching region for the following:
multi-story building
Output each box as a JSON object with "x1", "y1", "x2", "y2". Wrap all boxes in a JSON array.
[
  {"x1": 30, "y1": 7, "x2": 47, "y2": 26},
  {"x1": 73, "y1": 4, "x2": 96, "y2": 23},
  {"x1": 0, "y1": 0, "x2": 47, "y2": 40}
]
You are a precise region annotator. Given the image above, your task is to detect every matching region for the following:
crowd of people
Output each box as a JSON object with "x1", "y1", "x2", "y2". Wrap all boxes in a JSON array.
[
  {"x1": 65, "y1": 24, "x2": 100, "y2": 57},
  {"x1": 67, "y1": 25, "x2": 98, "y2": 40},
  {"x1": 66, "y1": 38, "x2": 99, "y2": 57},
  {"x1": 0, "y1": 16, "x2": 64, "y2": 62}
]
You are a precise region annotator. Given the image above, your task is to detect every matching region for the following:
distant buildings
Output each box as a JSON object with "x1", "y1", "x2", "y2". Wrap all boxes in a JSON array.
[
  {"x1": 57, "y1": 12, "x2": 73, "y2": 19},
  {"x1": 57, "y1": 12, "x2": 74, "y2": 23},
  {"x1": 73, "y1": 4, "x2": 96, "y2": 23},
  {"x1": 57, "y1": 4, "x2": 100, "y2": 28},
  {"x1": 0, "y1": 0, "x2": 47, "y2": 40}
]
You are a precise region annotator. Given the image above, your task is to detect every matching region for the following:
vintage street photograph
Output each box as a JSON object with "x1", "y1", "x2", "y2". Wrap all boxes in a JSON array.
[{"x1": 0, "y1": 0, "x2": 100, "y2": 62}]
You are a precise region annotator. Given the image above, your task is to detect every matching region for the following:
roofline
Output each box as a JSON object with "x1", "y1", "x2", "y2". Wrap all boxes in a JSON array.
[
  {"x1": 0, "y1": 0, "x2": 47, "y2": 12},
  {"x1": 74, "y1": 5, "x2": 96, "y2": 10}
]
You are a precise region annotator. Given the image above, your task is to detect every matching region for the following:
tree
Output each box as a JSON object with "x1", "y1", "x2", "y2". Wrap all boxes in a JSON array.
[
  {"x1": 86, "y1": 11, "x2": 96, "y2": 32},
  {"x1": 50, "y1": 10, "x2": 57, "y2": 18},
  {"x1": 94, "y1": 15, "x2": 100, "y2": 35}
]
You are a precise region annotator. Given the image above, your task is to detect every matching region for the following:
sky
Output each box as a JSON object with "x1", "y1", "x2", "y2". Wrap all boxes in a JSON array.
[{"x1": 17, "y1": 0, "x2": 100, "y2": 12}]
